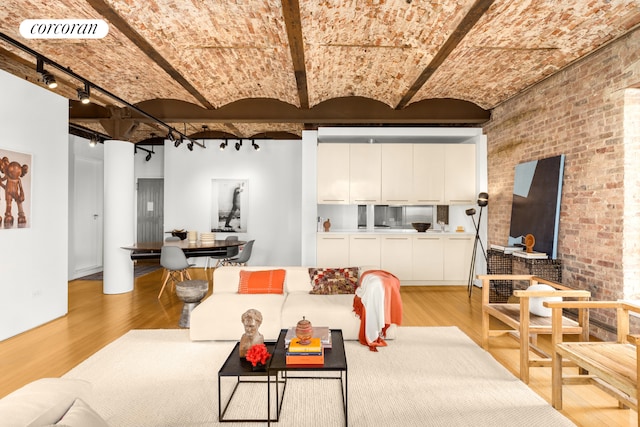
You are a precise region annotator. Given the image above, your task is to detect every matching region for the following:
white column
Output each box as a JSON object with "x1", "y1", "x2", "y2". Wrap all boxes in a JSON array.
[{"x1": 103, "y1": 140, "x2": 135, "y2": 294}]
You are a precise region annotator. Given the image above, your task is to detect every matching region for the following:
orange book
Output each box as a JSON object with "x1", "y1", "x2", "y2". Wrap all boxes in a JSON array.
[{"x1": 286, "y1": 348, "x2": 324, "y2": 365}]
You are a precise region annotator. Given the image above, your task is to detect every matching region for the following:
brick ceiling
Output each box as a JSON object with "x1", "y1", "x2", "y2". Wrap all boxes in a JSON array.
[{"x1": 1, "y1": 0, "x2": 639, "y2": 144}]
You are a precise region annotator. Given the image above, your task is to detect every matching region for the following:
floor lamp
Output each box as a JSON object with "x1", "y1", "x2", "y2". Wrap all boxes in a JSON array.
[{"x1": 467, "y1": 192, "x2": 489, "y2": 298}]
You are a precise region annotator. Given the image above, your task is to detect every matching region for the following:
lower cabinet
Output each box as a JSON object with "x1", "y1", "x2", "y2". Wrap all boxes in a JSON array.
[
  {"x1": 316, "y1": 235, "x2": 349, "y2": 268},
  {"x1": 412, "y1": 235, "x2": 444, "y2": 280},
  {"x1": 381, "y1": 236, "x2": 413, "y2": 281},
  {"x1": 443, "y1": 235, "x2": 474, "y2": 281},
  {"x1": 349, "y1": 235, "x2": 381, "y2": 269},
  {"x1": 316, "y1": 233, "x2": 473, "y2": 283}
]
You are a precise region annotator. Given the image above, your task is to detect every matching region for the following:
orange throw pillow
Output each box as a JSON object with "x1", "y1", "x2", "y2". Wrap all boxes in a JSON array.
[{"x1": 238, "y1": 269, "x2": 286, "y2": 294}]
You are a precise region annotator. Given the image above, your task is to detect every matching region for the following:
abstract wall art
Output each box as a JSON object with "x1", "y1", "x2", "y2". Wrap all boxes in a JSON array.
[{"x1": 508, "y1": 155, "x2": 565, "y2": 259}]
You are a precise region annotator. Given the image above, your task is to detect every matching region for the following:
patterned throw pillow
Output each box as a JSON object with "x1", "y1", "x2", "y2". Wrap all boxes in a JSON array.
[
  {"x1": 308, "y1": 267, "x2": 359, "y2": 295},
  {"x1": 238, "y1": 269, "x2": 286, "y2": 294}
]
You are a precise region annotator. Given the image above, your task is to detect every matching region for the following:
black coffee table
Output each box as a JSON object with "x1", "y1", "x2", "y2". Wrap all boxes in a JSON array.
[
  {"x1": 268, "y1": 329, "x2": 348, "y2": 426},
  {"x1": 217, "y1": 341, "x2": 282, "y2": 423}
]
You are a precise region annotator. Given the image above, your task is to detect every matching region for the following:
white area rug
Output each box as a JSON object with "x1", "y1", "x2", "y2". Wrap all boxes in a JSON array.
[{"x1": 62, "y1": 327, "x2": 574, "y2": 426}]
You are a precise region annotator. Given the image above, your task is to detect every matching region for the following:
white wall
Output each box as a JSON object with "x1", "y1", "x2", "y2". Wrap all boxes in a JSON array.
[
  {"x1": 0, "y1": 69, "x2": 69, "y2": 341},
  {"x1": 164, "y1": 139, "x2": 302, "y2": 266}
]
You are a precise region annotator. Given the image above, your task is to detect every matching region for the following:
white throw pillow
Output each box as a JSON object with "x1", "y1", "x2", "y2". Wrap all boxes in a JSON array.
[{"x1": 527, "y1": 284, "x2": 562, "y2": 317}]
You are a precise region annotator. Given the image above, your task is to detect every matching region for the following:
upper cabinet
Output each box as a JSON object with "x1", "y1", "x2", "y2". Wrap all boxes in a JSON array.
[
  {"x1": 444, "y1": 144, "x2": 476, "y2": 204},
  {"x1": 317, "y1": 143, "x2": 350, "y2": 204},
  {"x1": 382, "y1": 144, "x2": 413, "y2": 204},
  {"x1": 318, "y1": 142, "x2": 476, "y2": 205},
  {"x1": 349, "y1": 144, "x2": 381, "y2": 204},
  {"x1": 412, "y1": 144, "x2": 445, "y2": 204}
]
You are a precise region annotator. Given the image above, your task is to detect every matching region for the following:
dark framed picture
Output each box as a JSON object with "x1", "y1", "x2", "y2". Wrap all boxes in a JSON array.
[{"x1": 211, "y1": 179, "x2": 248, "y2": 233}]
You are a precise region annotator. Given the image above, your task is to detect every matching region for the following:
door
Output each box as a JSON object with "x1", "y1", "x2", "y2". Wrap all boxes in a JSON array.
[
  {"x1": 74, "y1": 157, "x2": 103, "y2": 275},
  {"x1": 137, "y1": 178, "x2": 164, "y2": 243}
]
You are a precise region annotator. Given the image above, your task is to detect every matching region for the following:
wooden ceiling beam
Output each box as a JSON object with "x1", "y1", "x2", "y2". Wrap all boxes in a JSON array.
[
  {"x1": 281, "y1": 0, "x2": 310, "y2": 109},
  {"x1": 396, "y1": 0, "x2": 496, "y2": 110},
  {"x1": 85, "y1": 0, "x2": 214, "y2": 110}
]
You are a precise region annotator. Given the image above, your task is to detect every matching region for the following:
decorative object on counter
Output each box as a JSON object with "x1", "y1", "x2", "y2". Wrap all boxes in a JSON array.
[
  {"x1": 525, "y1": 234, "x2": 535, "y2": 253},
  {"x1": 466, "y1": 192, "x2": 489, "y2": 298},
  {"x1": 244, "y1": 343, "x2": 271, "y2": 370},
  {"x1": 456, "y1": 226, "x2": 465, "y2": 232},
  {"x1": 411, "y1": 222, "x2": 431, "y2": 232},
  {"x1": 295, "y1": 316, "x2": 313, "y2": 345},
  {"x1": 239, "y1": 308, "x2": 264, "y2": 357},
  {"x1": 323, "y1": 218, "x2": 331, "y2": 232},
  {"x1": 187, "y1": 230, "x2": 197, "y2": 243}
]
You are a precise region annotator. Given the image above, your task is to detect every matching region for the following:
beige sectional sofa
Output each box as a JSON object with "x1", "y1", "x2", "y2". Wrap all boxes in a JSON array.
[
  {"x1": 0, "y1": 378, "x2": 108, "y2": 426},
  {"x1": 190, "y1": 266, "x2": 396, "y2": 341}
]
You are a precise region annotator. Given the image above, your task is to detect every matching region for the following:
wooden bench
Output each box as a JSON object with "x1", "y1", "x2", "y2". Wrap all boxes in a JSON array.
[
  {"x1": 479, "y1": 274, "x2": 590, "y2": 383},
  {"x1": 546, "y1": 300, "x2": 640, "y2": 422}
]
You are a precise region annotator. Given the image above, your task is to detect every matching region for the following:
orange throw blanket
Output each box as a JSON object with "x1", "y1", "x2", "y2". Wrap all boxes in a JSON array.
[{"x1": 353, "y1": 270, "x2": 403, "y2": 351}]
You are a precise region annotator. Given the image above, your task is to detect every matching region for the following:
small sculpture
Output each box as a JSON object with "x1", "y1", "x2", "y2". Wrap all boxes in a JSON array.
[
  {"x1": 295, "y1": 316, "x2": 313, "y2": 345},
  {"x1": 0, "y1": 156, "x2": 28, "y2": 228},
  {"x1": 323, "y1": 218, "x2": 331, "y2": 232},
  {"x1": 239, "y1": 309, "x2": 264, "y2": 357}
]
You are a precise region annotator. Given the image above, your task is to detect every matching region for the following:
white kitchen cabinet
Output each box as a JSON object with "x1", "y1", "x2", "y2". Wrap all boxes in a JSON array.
[
  {"x1": 381, "y1": 144, "x2": 413, "y2": 204},
  {"x1": 317, "y1": 143, "x2": 350, "y2": 204},
  {"x1": 412, "y1": 144, "x2": 445, "y2": 204},
  {"x1": 349, "y1": 144, "x2": 381, "y2": 204},
  {"x1": 381, "y1": 235, "x2": 413, "y2": 281},
  {"x1": 412, "y1": 235, "x2": 444, "y2": 280},
  {"x1": 316, "y1": 235, "x2": 349, "y2": 267},
  {"x1": 443, "y1": 234, "x2": 474, "y2": 281},
  {"x1": 349, "y1": 235, "x2": 381, "y2": 269},
  {"x1": 444, "y1": 144, "x2": 476, "y2": 204}
]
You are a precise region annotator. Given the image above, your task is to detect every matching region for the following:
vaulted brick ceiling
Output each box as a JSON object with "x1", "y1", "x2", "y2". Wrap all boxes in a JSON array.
[{"x1": 1, "y1": 0, "x2": 639, "y2": 144}]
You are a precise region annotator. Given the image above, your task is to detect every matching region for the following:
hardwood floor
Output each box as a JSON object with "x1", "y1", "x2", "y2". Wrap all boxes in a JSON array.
[{"x1": 0, "y1": 267, "x2": 636, "y2": 426}]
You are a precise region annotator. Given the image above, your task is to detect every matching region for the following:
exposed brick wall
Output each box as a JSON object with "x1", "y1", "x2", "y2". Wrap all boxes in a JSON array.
[{"x1": 483, "y1": 28, "x2": 640, "y2": 339}]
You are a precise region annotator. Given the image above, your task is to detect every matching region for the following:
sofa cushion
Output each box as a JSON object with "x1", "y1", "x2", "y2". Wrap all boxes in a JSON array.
[
  {"x1": 527, "y1": 284, "x2": 562, "y2": 317},
  {"x1": 0, "y1": 378, "x2": 91, "y2": 427},
  {"x1": 190, "y1": 293, "x2": 286, "y2": 341},
  {"x1": 308, "y1": 267, "x2": 358, "y2": 294},
  {"x1": 54, "y1": 398, "x2": 108, "y2": 426},
  {"x1": 238, "y1": 269, "x2": 285, "y2": 294}
]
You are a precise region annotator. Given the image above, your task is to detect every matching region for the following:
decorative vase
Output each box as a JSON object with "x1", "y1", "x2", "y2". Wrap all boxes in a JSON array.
[
  {"x1": 296, "y1": 316, "x2": 313, "y2": 345},
  {"x1": 323, "y1": 219, "x2": 331, "y2": 232}
]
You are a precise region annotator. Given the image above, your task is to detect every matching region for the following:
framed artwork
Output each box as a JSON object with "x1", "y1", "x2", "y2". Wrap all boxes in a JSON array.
[
  {"x1": 211, "y1": 179, "x2": 248, "y2": 232},
  {"x1": 0, "y1": 148, "x2": 32, "y2": 229},
  {"x1": 508, "y1": 154, "x2": 565, "y2": 258}
]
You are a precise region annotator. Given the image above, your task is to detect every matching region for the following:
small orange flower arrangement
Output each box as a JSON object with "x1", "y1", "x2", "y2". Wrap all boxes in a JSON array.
[{"x1": 245, "y1": 343, "x2": 271, "y2": 367}]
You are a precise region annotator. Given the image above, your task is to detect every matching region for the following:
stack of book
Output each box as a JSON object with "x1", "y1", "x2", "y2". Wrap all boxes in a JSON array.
[
  {"x1": 490, "y1": 244, "x2": 524, "y2": 255},
  {"x1": 286, "y1": 337, "x2": 324, "y2": 365},
  {"x1": 513, "y1": 250, "x2": 548, "y2": 259},
  {"x1": 284, "y1": 326, "x2": 332, "y2": 349}
]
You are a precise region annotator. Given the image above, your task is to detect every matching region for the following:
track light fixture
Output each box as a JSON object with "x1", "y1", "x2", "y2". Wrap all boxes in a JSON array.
[
  {"x1": 219, "y1": 140, "x2": 227, "y2": 151},
  {"x1": 235, "y1": 140, "x2": 242, "y2": 151},
  {"x1": 36, "y1": 57, "x2": 57, "y2": 89},
  {"x1": 88, "y1": 134, "x2": 98, "y2": 147},
  {"x1": 187, "y1": 141, "x2": 194, "y2": 151},
  {"x1": 167, "y1": 131, "x2": 176, "y2": 143},
  {"x1": 134, "y1": 145, "x2": 154, "y2": 161},
  {"x1": 174, "y1": 136, "x2": 183, "y2": 148},
  {"x1": 76, "y1": 82, "x2": 90, "y2": 104},
  {"x1": 145, "y1": 152, "x2": 152, "y2": 161},
  {"x1": 252, "y1": 140, "x2": 260, "y2": 151}
]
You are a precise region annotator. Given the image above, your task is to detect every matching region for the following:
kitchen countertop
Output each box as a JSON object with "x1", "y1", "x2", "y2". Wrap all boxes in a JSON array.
[{"x1": 318, "y1": 228, "x2": 473, "y2": 235}]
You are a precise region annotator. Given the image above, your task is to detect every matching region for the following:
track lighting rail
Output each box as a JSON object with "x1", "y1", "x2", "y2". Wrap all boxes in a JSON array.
[{"x1": 0, "y1": 31, "x2": 205, "y2": 149}]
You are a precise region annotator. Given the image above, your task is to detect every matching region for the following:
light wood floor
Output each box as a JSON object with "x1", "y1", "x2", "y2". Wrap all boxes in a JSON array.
[{"x1": 0, "y1": 266, "x2": 636, "y2": 426}]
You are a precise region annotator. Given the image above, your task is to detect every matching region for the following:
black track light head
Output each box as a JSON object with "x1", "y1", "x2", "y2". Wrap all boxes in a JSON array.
[
  {"x1": 252, "y1": 140, "x2": 260, "y2": 151},
  {"x1": 145, "y1": 152, "x2": 152, "y2": 161},
  {"x1": 77, "y1": 83, "x2": 90, "y2": 104},
  {"x1": 219, "y1": 141, "x2": 227, "y2": 151},
  {"x1": 187, "y1": 142, "x2": 194, "y2": 151},
  {"x1": 235, "y1": 140, "x2": 242, "y2": 151}
]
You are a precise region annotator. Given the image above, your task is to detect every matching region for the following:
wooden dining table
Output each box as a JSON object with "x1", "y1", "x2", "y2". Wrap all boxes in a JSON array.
[{"x1": 122, "y1": 239, "x2": 246, "y2": 260}]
